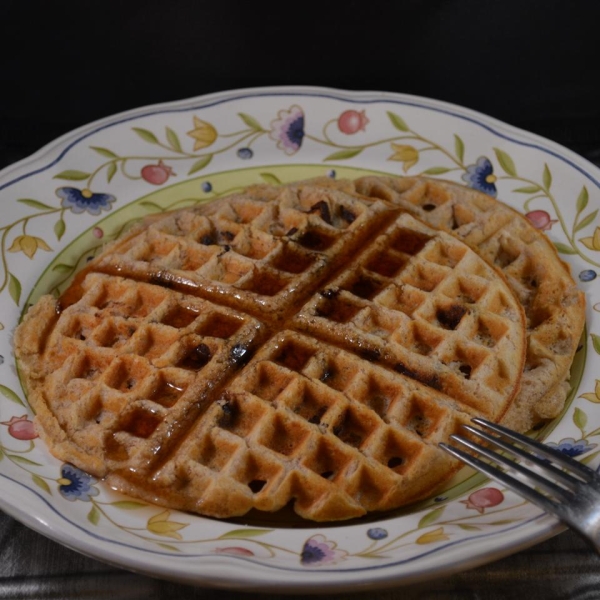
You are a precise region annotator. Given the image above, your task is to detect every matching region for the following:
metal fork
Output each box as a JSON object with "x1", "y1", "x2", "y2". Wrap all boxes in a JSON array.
[{"x1": 440, "y1": 418, "x2": 600, "y2": 553}]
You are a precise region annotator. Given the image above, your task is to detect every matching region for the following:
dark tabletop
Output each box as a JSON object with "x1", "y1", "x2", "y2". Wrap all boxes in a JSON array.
[{"x1": 0, "y1": 514, "x2": 598, "y2": 600}]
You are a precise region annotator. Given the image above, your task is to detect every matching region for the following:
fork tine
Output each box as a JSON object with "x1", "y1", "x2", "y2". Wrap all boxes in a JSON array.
[
  {"x1": 447, "y1": 434, "x2": 575, "y2": 504},
  {"x1": 439, "y1": 441, "x2": 562, "y2": 516},
  {"x1": 472, "y1": 418, "x2": 598, "y2": 482},
  {"x1": 461, "y1": 424, "x2": 582, "y2": 492}
]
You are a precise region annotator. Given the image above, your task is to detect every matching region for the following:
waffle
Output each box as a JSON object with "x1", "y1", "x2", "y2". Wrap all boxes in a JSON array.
[
  {"x1": 350, "y1": 175, "x2": 586, "y2": 431},
  {"x1": 15, "y1": 182, "x2": 527, "y2": 521}
]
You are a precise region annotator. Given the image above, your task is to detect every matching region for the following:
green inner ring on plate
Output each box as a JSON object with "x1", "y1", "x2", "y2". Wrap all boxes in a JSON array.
[{"x1": 22, "y1": 163, "x2": 586, "y2": 527}]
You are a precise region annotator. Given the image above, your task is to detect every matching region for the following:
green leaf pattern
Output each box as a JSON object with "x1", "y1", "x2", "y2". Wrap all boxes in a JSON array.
[
  {"x1": 493, "y1": 148, "x2": 517, "y2": 177},
  {"x1": 0, "y1": 384, "x2": 25, "y2": 406}
]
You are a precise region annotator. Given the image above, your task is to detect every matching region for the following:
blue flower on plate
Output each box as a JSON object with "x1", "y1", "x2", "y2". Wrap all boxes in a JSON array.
[
  {"x1": 545, "y1": 438, "x2": 597, "y2": 458},
  {"x1": 57, "y1": 187, "x2": 116, "y2": 215},
  {"x1": 461, "y1": 157, "x2": 498, "y2": 197},
  {"x1": 58, "y1": 464, "x2": 100, "y2": 502}
]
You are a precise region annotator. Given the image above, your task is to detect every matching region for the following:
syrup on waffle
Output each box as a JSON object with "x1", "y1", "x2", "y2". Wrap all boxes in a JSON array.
[{"x1": 15, "y1": 182, "x2": 527, "y2": 521}]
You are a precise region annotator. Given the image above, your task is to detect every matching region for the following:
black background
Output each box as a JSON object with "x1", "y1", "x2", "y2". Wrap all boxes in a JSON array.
[{"x1": 1, "y1": 0, "x2": 600, "y2": 168}]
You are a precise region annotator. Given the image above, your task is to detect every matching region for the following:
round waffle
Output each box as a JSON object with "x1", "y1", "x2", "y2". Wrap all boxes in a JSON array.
[{"x1": 15, "y1": 182, "x2": 527, "y2": 521}]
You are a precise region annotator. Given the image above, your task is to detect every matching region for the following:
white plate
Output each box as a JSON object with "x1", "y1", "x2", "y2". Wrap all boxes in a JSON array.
[{"x1": 1, "y1": 86, "x2": 599, "y2": 593}]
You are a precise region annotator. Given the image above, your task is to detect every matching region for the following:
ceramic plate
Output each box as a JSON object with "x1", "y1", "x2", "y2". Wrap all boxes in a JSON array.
[{"x1": 1, "y1": 86, "x2": 599, "y2": 593}]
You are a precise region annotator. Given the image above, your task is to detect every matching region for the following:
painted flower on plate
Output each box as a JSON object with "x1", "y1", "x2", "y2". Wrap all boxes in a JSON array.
[
  {"x1": 146, "y1": 509, "x2": 188, "y2": 540},
  {"x1": 580, "y1": 380, "x2": 600, "y2": 404},
  {"x1": 337, "y1": 109, "x2": 369, "y2": 134},
  {"x1": 461, "y1": 156, "x2": 497, "y2": 197},
  {"x1": 1, "y1": 415, "x2": 37, "y2": 440},
  {"x1": 461, "y1": 487, "x2": 504, "y2": 513},
  {"x1": 581, "y1": 227, "x2": 600, "y2": 251},
  {"x1": 141, "y1": 160, "x2": 176, "y2": 185},
  {"x1": 269, "y1": 105, "x2": 305, "y2": 155},
  {"x1": 388, "y1": 144, "x2": 419, "y2": 172},
  {"x1": 187, "y1": 117, "x2": 218, "y2": 151},
  {"x1": 526, "y1": 210, "x2": 557, "y2": 231},
  {"x1": 416, "y1": 527, "x2": 449, "y2": 545},
  {"x1": 57, "y1": 188, "x2": 116, "y2": 216},
  {"x1": 545, "y1": 438, "x2": 597, "y2": 458},
  {"x1": 300, "y1": 534, "x2": 348, "y2": 566},
  {"x1": 57, "y1": 464, "x2": 99, "y2": 502},
  {"x1": 8, "y1": 235, "x2": 51, "y2": 259}
]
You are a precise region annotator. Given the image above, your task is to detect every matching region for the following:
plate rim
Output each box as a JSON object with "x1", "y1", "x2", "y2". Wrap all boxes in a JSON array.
[{"x1": 2, "y1": 84, "x2": 599, "y2": 188}]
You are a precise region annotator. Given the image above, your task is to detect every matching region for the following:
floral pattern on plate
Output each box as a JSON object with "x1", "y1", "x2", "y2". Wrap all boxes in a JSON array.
[{"x1": 0, "y1": 87, "x2": 599, "y2": 591}]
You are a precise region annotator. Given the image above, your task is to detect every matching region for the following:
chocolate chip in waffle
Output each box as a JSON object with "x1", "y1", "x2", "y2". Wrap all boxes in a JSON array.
[{"x1": 14, "y1": 182, "x2": 527, "y2": 521}]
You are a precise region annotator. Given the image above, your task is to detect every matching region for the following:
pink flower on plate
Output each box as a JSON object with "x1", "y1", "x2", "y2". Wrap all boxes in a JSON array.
[
  {"x1": 269, "y1": 105, "x2": 305, "y2": 155},
  {"x1": 337, "y1": 109, "x2": 369, "y2": 134},
  {"x1": 526, "y1": 210, "x2": 557, "y2": 231},
  {"x1": 300, "y1": 534, "x2": 348, "y2": 566},
  {"x1": 141, "y1": 160, "x2": 176, "y2": 185},
  {"x1": 1, "y1": 415, "x2": 38, "y2": 440},
  {"x1": 461, "y1": 487, "x2": 504, "y2": 513}
]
